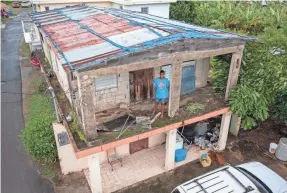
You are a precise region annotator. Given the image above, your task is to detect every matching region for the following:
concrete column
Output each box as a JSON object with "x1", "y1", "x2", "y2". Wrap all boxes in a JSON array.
[
  {"x1": 229, "y1": 114, "x2": 241, "y2": 136},
  {"x1": 218, "y1": 112, "x2": 232, "y2": 151},
  {"x1": 225, "y1": 45, "x2": 244, "y2": 101},
  {"x1": 78, "y1": 73, "x2": 98, "y2": 141},
  {"x1": 165, "y1": 129, "x2": 177, "y2": 170},
  {"x1": 88, "y1": 154, "x2": 103, "y2": 193},
  {"x1": 168, "y1": 61, "x2": 182, "y2": 117}
]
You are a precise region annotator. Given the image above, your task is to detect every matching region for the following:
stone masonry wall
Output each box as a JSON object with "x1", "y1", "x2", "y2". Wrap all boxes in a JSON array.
[{"x1": 92, "y1": 72, "x2": 130, "y2": 112}]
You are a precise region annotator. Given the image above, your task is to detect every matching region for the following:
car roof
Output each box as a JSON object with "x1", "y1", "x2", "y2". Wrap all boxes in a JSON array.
[
  {"x1": 237, "y1": 162, "x2": 287, "y2": 193},
  {"x1": 177, "y1": 165, "x2": 259, "y2": 193}
]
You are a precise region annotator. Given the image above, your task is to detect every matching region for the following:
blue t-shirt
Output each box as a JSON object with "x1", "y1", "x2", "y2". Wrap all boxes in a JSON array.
[{"x1": 154, "y1": 77, "x2": 169, "y2": 99}]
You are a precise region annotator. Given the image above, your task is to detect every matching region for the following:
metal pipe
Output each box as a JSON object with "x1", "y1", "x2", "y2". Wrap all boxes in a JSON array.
[{"x1": 47, "y1": 87, "x2": 60, "y2": 122}]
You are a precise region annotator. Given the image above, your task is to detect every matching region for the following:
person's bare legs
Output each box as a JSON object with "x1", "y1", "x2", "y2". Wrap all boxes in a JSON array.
[
  {"x1": 160, "y1": 102, "x2": 165, "y2": 118},
  {"x1": 153, "y1": 102, "x2": 159, "y2": 115}
]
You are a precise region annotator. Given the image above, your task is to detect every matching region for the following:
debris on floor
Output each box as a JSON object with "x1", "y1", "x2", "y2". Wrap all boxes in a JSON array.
[{"x1": 179, "y1": 117, "x2": 221, "y2": 151}]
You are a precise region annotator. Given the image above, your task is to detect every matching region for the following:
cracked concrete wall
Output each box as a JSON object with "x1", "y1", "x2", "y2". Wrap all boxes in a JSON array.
[
  {"x1": 168, "y1": 59, "x2": 183, "y2": 117},
  {"x1": 77, "y1": 73, "x2": 98, "y2": 141}
]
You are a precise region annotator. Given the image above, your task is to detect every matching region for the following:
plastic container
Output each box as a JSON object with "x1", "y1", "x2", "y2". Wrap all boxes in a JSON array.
[
  {"x1": 200, "y1": 155, "x2": 212, "y2": 167},
  {"x1": 275, "y1": 138, "x2": 287, "y2": 161},
  {"x1": 269, "y1": 143, "x2": 278, "y2": 154},
  {"x1": 176, "y1": 134, "x2": 183, "y2": 150},
  {"x1": 175, "y1": 149, "x2": 187, "y2": 163},
  {"x1": 183, "y1": 143, "x2": 191, "y2": 151}
]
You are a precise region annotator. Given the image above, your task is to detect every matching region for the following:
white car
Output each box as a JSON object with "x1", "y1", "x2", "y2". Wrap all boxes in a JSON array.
[
  {"x1": 21, "y1": 1, "x2": 31, "y2": 7},
  {"x1": 172, "y1": 162, "x2": 287, "y2": 193}
]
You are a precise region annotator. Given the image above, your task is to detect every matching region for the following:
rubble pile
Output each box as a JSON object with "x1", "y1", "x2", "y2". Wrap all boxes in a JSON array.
[
  {"x1": 179, "y1": 118, "x2": 221, "y2": 151},
  {"x1": 194, "y1": 123, "x2": 220, "y2": 151}
]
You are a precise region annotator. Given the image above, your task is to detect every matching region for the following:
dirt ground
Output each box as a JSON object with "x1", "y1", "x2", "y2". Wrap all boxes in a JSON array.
[
  {"x1": 54, "y1": 172, "x2": 91, "y2": 193},
  {"x1": 115, "y1": 119, "x2": 287, "y2": 193}
]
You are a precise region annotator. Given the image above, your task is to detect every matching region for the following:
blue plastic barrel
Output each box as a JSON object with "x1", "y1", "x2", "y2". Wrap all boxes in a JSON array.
[{"x1": 175, "y1": 149, "x2": 187, "y2": 162}]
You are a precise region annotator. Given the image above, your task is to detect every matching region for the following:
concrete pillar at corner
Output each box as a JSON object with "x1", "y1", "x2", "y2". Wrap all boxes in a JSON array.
[
  {"x1": 229, "y1": 114, "x2": 241, "y2": 136},
  {"x1": 218, "y1": 112, "x2": 232, "y2": 151},
  {"x1": 88, "y1": 154, "x2": 103, "y2": 193},
  {"x1": 165, "y1": 129, "x2": 177, "y2": 170},
  {"x1": 225, "y1": 45, "x2": 244, "y2": 101},
  {"x1": 168, "y1": 61, "x2": 182, "y2": 117},
  {"x1": 77, "y1": 73, "x2": 98, "y2": 141}
]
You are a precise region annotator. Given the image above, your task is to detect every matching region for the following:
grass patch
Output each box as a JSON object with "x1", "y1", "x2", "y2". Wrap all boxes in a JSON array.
[
  {"x1": 69, "y1": 111, "x2": 87, "y2": 143},
  {"x1": 21, "y1": 40, "x2": 31, "y2": 58},
  {"x1": 1, "y1": 17, "x2": 12, "y2": 24},
  {"x1": 152, "y1": 119, "x2": 172, "y2": 128},
  {"x1": 186, "y1": 103, "x2": 205, "y2": 114},
  {"x1": 98, "y1": 130, "x2": 142, "y2": 144},
  {"x1": 21, "y1": 75, "x2": 57, "y2": 164}
]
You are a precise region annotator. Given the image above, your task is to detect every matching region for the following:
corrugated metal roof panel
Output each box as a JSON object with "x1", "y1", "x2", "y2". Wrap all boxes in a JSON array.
[
  {"x1": 61, "y1": 28, "x2": 168, "y2": 63},
  {"x1": 31, "y1": 5, "x2": 254, "y2": 70},
  {"x1": 41, "y1": 18, "x2": 70, "y2": 26}
]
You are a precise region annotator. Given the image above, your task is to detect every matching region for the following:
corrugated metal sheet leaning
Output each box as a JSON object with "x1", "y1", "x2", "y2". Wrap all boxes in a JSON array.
[{"x1": 30, "y1": 5, "x2": 255, "y2": 71}]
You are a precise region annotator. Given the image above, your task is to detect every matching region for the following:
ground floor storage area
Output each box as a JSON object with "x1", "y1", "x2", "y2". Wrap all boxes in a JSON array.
[
  {"x1": 85, "y1": 144, "x2": 206, "y2": 193},
  {"x1": 84, "y1": 110, "x2": 232, "y2": 193}
]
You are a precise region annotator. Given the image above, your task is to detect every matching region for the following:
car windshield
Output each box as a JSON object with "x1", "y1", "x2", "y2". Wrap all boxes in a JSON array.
[
  {"x1": 236, "y1": 167, "x2": 272, "y2": 193},
  {"x1": 171, "y1": 188, "x2": 180, "y2": 193}
]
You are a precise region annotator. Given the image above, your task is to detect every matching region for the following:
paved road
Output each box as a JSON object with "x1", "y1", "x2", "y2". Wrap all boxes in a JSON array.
[{"x1": 1, "y1": 12, "x2": 55, "y2": 193}]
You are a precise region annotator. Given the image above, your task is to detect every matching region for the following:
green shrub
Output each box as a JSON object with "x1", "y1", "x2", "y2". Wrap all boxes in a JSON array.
[
  {"x1": 22, "y1": 116, "x2": 57, "y2": 163},
  {"x1": 229, "y1": 85, "x2": 269, "y2": 129},
  {"x1": 210, "y1": 55, "x2": 231, "y2": 92},
  {"x1": 22, "y1": 88, "x2": 57, "y2": 163},
  {"x1": 272, "y1": 92, "x2": 287, "y2": 123}
]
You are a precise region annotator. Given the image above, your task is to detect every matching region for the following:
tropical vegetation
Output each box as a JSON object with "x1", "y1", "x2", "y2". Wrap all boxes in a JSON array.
[{"x1": 171, "y1": 1, "x2": 287, "y2": 129}]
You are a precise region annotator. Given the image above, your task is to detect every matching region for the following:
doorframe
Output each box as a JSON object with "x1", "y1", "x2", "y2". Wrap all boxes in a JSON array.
[{"x1": 181, "y1": 60, "x2": 196, "y2": 96}]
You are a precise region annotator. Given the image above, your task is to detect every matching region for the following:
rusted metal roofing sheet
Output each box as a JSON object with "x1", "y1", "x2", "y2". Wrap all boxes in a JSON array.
[{"x1": 31, "y1": 5, "x2": 255, "y2": 70}]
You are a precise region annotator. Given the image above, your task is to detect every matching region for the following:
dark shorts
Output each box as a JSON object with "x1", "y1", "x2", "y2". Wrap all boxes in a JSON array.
[{"x1": 156, "y1": 98, "x2": 167, "y2": 104}]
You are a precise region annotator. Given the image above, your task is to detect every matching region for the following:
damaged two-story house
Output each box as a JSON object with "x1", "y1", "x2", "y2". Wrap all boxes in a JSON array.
[{"x1": 31, "y1": 5, "x2": 254, "y2": 193}]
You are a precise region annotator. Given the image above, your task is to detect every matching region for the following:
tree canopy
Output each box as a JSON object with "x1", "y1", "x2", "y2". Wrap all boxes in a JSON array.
[{"x1": 171, "y1": 1, "x2": 287, "y2": 129}]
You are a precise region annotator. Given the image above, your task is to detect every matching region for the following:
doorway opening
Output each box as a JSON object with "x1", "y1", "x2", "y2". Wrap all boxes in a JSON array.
[{"x1": 129, "y1": 68, "x2": 154, "y2": 104}]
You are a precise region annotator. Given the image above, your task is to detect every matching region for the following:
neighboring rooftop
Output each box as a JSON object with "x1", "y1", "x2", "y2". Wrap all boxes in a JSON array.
[
  {"x1": 31, "y1": 5, "x2": 254, "y2": 71},
  {"x1": 32, "y1": 0, "x2": 177, "y2": 5}
]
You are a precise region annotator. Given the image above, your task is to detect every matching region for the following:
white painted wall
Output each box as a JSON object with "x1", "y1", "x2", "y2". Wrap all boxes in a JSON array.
[
  {"x1": 57, "y1": 58, "x2": 72, "y2": 103},
  {"x1": 46, "y1": 44, "x2": 72, "y2": 104},
  {"x1": 53, "y1": 122, "x2": 131, "y2": 174},
  {"x1": 38, "y1": 2, "x2": 112, "y2": 11},
  {"x1": 42, "y1": 39, "x2": 51, "y2": 63},
  {"x1": 123, "y1": 3, "x2": 170, "y2": 18},
  {"x1": 148, "y1": 133, "x2": 166, "y2": 148}
]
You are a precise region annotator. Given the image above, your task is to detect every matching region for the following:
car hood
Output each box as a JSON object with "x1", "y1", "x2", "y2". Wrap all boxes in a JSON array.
[{"x1": 237, "y1": 162, "x2": 287, "y2": 193}]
